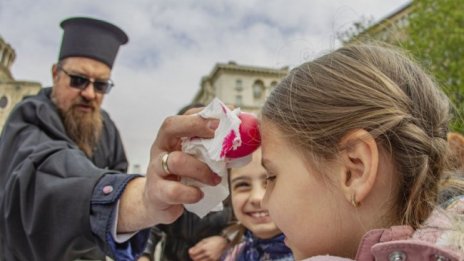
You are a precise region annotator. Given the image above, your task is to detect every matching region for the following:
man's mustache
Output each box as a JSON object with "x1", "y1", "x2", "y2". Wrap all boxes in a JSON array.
[{"x1": 73, "y1": 97, "x2": 98, "y2": 110}]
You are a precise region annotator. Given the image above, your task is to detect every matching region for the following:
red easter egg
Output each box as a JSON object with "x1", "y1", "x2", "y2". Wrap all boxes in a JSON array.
[{"x1": 226, "y1": 112, "x2": 261, "y2": 158}]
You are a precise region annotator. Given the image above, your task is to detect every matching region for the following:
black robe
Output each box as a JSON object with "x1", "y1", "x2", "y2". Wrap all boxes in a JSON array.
[
  {"x1": 142, "y1": 203, "x2": 232, "y2": 261},
  {"x1": 0, "y1": 88, "x2": 129, "y2": 260}
]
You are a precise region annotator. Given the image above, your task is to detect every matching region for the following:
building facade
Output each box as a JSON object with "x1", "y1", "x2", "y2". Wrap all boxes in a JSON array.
[
  {"x1": 192, "y1": 61, "x2": 288, "y2": 114},
  {"x1": 0, "y1": 36, "x2": 42, "y2": 133},
  {"x1": 350, "y1": 2, "x2": 413, "y2": 44}
]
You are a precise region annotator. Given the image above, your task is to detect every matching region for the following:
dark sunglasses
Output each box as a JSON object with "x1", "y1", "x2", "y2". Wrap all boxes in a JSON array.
[{"x1": 58, "y1": 66, "x2": 114, "y2": 94}]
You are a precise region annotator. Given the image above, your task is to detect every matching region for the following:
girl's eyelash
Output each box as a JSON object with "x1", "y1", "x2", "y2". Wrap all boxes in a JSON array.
[
  {"x1": 265, "y1": 175, "x2": 276, "y2": 182},
  {"x1": 233, "y1": 182, "x2": 250, "y2": 189}
]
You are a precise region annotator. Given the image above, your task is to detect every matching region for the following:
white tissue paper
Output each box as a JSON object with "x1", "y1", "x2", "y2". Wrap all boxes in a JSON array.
[{"x1": 181, "y1": 98, "x2": 253, "y2": 218}]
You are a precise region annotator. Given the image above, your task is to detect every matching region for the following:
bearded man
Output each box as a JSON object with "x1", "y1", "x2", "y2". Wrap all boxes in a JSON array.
[
  {"x1": 0, "y1": 16, "x2": 224, "y2": 261},
  {"x1": 0, "y1": 17, "x2": 143, "y2": 260}
]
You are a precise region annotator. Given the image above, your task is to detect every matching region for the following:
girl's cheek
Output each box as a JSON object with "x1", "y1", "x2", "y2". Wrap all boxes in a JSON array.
[
  {"x1": 261, "y1": 186, "x2": 273, "y2": 209},
  {"x1": 261, "y1": 192, "x2": 269, "y2": 208}
]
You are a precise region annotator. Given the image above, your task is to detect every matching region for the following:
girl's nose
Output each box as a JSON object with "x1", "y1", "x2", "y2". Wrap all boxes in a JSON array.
[{"x1": 249, "y1": 184, "x2": 265, "y2": 207}]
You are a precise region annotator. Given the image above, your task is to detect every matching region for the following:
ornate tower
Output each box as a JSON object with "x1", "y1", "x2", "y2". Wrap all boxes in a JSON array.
[{"x1": 0, "y1": 36, "x2": 42, "y2": 133}]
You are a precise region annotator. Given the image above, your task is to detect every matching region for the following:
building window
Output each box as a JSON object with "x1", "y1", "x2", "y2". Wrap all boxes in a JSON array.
[
  {"x1": 0, "y1": 96, "x2": 8, "y2": 109},
  {"x1": 252, "y1": 80, "x2": 265, "y2": 99},
  {"x1": 235, "y1": 79, "x2": 243, "y2": 92},
  {"x1": 268, "y1": 81, "x2": 278, "y2": 96},
  {"x1": 235, "y1": 95, "x2": 242, "y2": 106}
]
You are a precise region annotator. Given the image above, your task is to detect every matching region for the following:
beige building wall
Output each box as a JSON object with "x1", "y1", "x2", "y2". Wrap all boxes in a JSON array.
[
  {"x1": 0, "y1": 36, "x2": 42, "y2": 134},
  {"x1": 193, "y1": 61, "x2": 288, "y2": 114}
]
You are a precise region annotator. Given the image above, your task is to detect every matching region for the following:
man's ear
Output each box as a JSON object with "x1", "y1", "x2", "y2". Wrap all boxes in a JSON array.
[
  {"x1": 52, "y1": 64, "x2": 59, "y2": 83},
  {"x1": 338, "y1": 129, "x2": 379, "y2": 207}
]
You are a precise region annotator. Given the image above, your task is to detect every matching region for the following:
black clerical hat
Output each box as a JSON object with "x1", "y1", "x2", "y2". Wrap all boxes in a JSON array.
[{"x1": 58, "y1": 17, "x2": 128, "y2": 68}]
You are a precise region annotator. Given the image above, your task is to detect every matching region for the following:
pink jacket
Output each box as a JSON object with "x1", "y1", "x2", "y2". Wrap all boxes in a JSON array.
[{"x1": 304, "y1": 197, "x2": 464, "y2": 261}]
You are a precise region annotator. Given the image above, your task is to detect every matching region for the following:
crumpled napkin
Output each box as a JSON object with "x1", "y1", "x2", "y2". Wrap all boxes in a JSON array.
[{"x1": 181, "y1": 98, "x2": 253, "y2": 217}]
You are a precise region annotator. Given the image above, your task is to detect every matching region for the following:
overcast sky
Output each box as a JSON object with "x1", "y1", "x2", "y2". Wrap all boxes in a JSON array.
[{"x1": 1, "y1": 0, "x2": 410, "y2": 172}]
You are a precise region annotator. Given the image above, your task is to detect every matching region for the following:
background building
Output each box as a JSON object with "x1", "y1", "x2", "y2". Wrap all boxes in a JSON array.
[
  {"x1": 192, "y1": 61, "x2": 288, "y2": 114},
  {"x1": 0, "y1": 36, "x2": 42, "y2": 133},
  {"x1": 349, "y1": 2, "x2": 413, "y2": 44}
]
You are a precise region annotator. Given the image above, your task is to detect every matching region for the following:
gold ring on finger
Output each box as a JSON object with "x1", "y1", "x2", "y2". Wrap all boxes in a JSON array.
[{"x1": 161, "y1": 152, "x2": 171, "y2": 175}]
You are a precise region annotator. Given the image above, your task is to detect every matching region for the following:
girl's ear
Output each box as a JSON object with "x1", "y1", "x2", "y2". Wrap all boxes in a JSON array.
[{"x1": 338, "y1": 129, "x2": 379, "y2": 207}]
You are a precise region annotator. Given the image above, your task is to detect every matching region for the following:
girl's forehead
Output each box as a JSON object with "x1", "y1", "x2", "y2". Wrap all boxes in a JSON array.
[
  {"x1": 261, "y1": 123, "x2": 288, "y2": 153},
  {"x1": 261, "y1": 120, "x2": 281, "y2": 141}
]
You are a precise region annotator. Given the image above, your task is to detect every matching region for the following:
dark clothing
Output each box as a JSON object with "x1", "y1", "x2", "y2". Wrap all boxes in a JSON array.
[
  {"x1": 223, "y1": 231, "x2": 293, "y2": 261},
  {"x1": 145, "y1": 206, "x2": 232, "y2": 261},
  {"x1": 0, "y1": 88, "x2": 148, "y2": 260}
]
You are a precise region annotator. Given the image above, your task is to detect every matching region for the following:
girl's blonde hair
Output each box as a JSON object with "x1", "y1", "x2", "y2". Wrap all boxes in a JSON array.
[{"x1": 262, "y1": 43, "x2": 456, "y2": 228}]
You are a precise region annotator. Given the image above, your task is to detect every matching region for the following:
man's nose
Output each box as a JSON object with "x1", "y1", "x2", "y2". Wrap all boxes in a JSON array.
[{"x1": 80, "y1": 83, "x2": 96, "y2": 100}]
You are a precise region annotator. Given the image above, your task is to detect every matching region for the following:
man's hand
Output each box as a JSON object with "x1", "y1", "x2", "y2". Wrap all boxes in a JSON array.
[
  {"x1": 188, "y1": 235, "x2": 229, "y2": 261},
  {"x1": 117, "y1": 114, "x2": 220, "y2": 232}
]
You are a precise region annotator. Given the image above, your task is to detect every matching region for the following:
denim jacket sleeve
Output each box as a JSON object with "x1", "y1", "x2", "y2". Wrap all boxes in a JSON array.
[{"x1": 90, "y1": 173, "x2": 150, "y2": 260}]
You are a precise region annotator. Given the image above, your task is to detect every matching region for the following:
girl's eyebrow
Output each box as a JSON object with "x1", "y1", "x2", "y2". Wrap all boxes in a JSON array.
[
  {"x1": 261, "y1": 159, "x2": 268, "y2": 169},
  {"x1": 261, "y1": 158, "x2": 275, "y2": 171},
  {"x1": 231, "y1": 176, "x2": 250, "y2": 184}
]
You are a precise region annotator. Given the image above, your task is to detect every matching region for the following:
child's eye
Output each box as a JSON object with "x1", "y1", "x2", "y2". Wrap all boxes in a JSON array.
[
  {"x1": 233, "y1": 182, "x2": 250, "y2": 190},
  {"x1": 265, "y1": 175, "x2": 276, "y2": 182},
  {"x1": 265, "y1": 175, "x2": 276, "y2": 186}
]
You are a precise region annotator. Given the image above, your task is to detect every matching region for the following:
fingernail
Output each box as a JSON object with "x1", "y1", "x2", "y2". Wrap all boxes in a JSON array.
[
  {"x1": 212, "y1": 173, "x2": 222, "y2": 185},
  {"x1": 207, "y1": 120, "x2": 219, "y2": 130}
]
